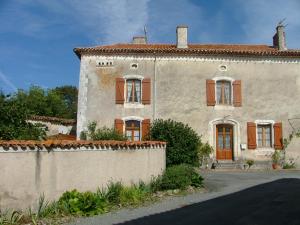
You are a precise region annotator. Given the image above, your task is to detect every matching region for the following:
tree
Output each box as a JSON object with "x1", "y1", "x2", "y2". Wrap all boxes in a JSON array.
[
  {"x1": 53, "y1": 86, "x2": 78, "y2": 119},
  {"x1": 11, "y1": 85, "x2": 78, "y2": 119},
  {"x1": 0, "y1": 92, "x2": 46, "y2": 140}
]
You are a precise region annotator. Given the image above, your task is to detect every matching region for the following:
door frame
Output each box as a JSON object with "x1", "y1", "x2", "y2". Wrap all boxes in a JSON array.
[{"x1": 209, "y1": 118, "x2": 241, "y2": 161}]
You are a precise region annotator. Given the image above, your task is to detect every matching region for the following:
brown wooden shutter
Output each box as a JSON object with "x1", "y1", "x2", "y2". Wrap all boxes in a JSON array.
[
  {"x1": 247, "y1": 122, "x2": 257, "y2": 149},
  {"x1": 142, "y1": 119, "x2": 150, "y2": 141},
  {"x1": 206, "y1": 80, "x2": 216, "y2": 106},
  {"x1": 115, "y1": 78, "x2": 125, "y2": 104},
  {"x1": 142, "y1": 78, "x2": 151, "y2": 104},
  {"x1": 233, "y1": 80, "x2": 242, "y2": 107},
  {"x1": 274, "y1": 122, "x2": 283, "y2": 150},
  {"x1": 114, "y1": 119, "x2": 124, "y2": 135}
]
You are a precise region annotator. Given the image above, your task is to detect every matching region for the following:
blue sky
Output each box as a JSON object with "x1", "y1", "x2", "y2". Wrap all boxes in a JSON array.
[{"x1": 1, "y1": 0, "x2": 300, "y2": 93}]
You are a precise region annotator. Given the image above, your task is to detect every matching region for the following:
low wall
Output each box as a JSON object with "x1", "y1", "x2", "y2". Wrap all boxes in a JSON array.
[
  {"x1": 0, "y1": 140, "x2": 166, "y2": 210},
  {"x1": 285, "y1": 137, "x2": 300, "y2": 168}
]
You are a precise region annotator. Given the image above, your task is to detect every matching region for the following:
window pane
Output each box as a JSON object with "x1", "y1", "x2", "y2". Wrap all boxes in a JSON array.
[
  {"x1": 224, "y1": 82, "x2": 231, "y2": 104},
  {"x1": 225, "y1": 134, "x2": 231, "y2": 149},
  {"x1": 257, "y1": 126, "x2": 263, "y2": 147},
  {"x1": 134, "y1": 130, "x2": 140, "y2": 141},
  {"x1": 126, "y1": 131, "x2": 132, "y2": 141},
  {"x1": 126, "y1": 80, "x2": 133, "y2": 102},
  {"x1": 134, "y1": 80, "x2": 141, "y2": 103},
  {"x1": 218, "y1": 134, "x2": 223, "y2": 149},
  {"x1": 216, "y1": 82, "x2": 222, "y2": 104}
]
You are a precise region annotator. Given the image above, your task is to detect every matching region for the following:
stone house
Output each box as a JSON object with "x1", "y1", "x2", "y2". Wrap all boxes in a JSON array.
[{"x1": 74, "y1": 24, "x2": 300, "y2": 161}]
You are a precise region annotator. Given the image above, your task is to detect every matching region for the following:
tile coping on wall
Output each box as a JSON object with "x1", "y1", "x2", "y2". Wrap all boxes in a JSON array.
[
  {"x1": 0, "y1": 140, "x2": 166, "y2": 151},
  {"x1": 28, "y1": 115, "x2": 76, "y2": 126}
]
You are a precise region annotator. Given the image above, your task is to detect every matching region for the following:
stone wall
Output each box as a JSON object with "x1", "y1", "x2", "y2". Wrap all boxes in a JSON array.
[{"x1": 0, "y1": 140, "x2": 166, "y2": 210}]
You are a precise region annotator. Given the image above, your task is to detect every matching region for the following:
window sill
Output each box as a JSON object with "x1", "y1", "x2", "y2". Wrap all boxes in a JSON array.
[
  {"x1": 214, "y1": 105, "x2": 235, "y2": 110},
  {"x1": 124, "y1": 103, "x2": 144, "y2": 109},
  {"x1": 254, "y1": 148, "x2": 275, "y2": 156}
]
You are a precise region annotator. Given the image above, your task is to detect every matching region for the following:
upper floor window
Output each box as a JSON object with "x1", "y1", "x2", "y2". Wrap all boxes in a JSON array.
[
  {"x1": 115, "y1": 77, "x2": 151, "y2": 105},
  {"x1": 125, "y1": 120, "x2": 140, "y2": 141},
  {"x1": 216, "y1": 80, "x2": 231, "y2": 105},
  {"x1": 126, "y1": 79, "x2": 141, "y2": 103},
  {"x1": 206, "y1": 78, "x2": 241, "y2": 107}
]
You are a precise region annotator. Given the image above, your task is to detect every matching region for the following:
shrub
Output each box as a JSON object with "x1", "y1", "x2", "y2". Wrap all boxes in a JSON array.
[
  {"x1": 159, "y1": 164, "x2": 203, "y2": 190},
  {"x1": 84, "y1": 121, "x2": 127, "y2": 141},
  {"x1": 198, "y1": 142, "x2": 213, "y2": 166},
  {"x1": 283, "y1": 163, "x2": 296, "y2": 169},
  {"x1": 119, "y1": 185, "x2": 148, "y2": 206},
  {"x1": 58, "y1": 189, "x2": 108, "y2": 216},
  {"x1": 150, "y1": 119, "x2": 202, "y2": 167},
  {"x1": 246, "y1": 159, "x2": 254, "y2": 169},
  {"x1": 105, "y1": 181, "x2": 123, "y2": 204}
]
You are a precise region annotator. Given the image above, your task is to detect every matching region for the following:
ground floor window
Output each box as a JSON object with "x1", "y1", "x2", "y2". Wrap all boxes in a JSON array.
[
  {"x1": 125, "y1": 120, "x2": 140, "y2": 141},
  {"x1": 257, "y1": 124, "x2": 272, "y2": 148}
]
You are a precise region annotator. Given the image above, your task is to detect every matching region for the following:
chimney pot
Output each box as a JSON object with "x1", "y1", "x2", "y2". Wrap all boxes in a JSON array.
[
  {"x1": 132, "y1": 36, "x2": 147, "y2": 44},
  {"x1": 176, "y1": 25, "x2": 188, "y2": 48}
]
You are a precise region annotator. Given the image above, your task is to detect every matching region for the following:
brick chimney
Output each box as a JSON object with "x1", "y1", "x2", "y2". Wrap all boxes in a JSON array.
[
  {"x1": 273, "y1": 23, "x2": 287, "y2": 51},
  {"x1": 176, "y1": 25, "x2": 188, "y2": 48},
  {"x1": 132, "y1": 36, "x2": 147, "y2": 44}
]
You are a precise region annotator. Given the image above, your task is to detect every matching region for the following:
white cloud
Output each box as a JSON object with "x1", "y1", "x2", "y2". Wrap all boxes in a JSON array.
[
  {"x1": 69, "y1": 0, "x2": 150, "y2": 44},
  {"x1": 0, "y1": 0, "x2": 150, "y2": 44},
  {"x1": 235, "y1": 0, "x2": 300, "y2": 48},
  {"x1": 0, "y1": 70, "x2": 17, "y2": 92}
]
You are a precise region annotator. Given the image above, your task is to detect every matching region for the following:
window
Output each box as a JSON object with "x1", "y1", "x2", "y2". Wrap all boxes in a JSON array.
[
  {"x1": 216, "y1": 80, "x2": 231, "y2": 105},
  {"x1": 125, "y1": 120, "x2": 140, "y2": 141},
  {"x1": 257, "y1": 124, "x2": 272, "y2": 148},
  {"x1": 126, "y1": 79, "x2": 141, "y2": 103}
]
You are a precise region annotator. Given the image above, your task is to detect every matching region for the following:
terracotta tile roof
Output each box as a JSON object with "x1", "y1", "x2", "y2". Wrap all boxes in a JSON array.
[
  {"x1": 29, "y1": 115, "x2": 76, "y2": 126},
  {"x1": 0, "y1": 140, "x2": 166, "y2": 151},
  {"x1": 74, "y1": 43, "x2": 300, "y2": 58}
]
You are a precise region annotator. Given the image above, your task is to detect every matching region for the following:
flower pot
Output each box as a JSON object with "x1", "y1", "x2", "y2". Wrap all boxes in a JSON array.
[{"x1": 272, "y1": 163, "x2": 279, "y2": 169}]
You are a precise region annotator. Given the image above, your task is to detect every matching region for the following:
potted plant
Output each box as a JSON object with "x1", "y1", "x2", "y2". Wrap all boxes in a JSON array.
[
  {"x1": 271, "y1": 150, "x2": 281, "y2": 169},
  {"x1": 246, "y1": 159, "x2": 254, "y2": 170}
]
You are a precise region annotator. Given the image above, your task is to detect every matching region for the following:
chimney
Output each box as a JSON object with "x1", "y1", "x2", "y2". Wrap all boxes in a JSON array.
[
  {"x1": 273, "y1": 23, "x2": 287, "y2": 51},
  {"x1": 176, "y1": 25, "x2": 188, "y2": 48},
  {"x1": 132, "y1": 36, "x2": 147, "y2": 44}
]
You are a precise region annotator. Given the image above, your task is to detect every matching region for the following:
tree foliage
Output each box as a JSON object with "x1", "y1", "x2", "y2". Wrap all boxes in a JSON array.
[
  {"x1": 0, "y1": 85, "x2": 78, "y2": 140},
  {"x1": 80, "y1": 121, "x2": 127, "y2": 141},
  {"x1": 13, "y1": 85, "x2": 78, "y2": 119},
  {"x1": 0, "y1": 92, "x2": 46, "y2": 140},
  {"x1": 149, "y1": 119, "x2": 202, "y2": 167}
]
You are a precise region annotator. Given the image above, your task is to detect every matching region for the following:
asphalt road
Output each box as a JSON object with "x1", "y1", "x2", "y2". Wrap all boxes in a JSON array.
[
  {"x1": 69, "y1": 171, "x2": 300, "y2": 225},
  {"x1": 117, "y1": 178, "x2": 300, "y2": 225}
]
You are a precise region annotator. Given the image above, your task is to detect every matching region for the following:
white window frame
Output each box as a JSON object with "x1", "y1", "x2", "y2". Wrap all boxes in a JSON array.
[
  {"x1": 123, "y1": 75, "x2": 144, "y2": 108},
  {"x1": 255, "y1": 120, "x2": 275, "y2": 150},
  {"x1": 213, "y1": 76, "x2": 234, "y2": 108}
]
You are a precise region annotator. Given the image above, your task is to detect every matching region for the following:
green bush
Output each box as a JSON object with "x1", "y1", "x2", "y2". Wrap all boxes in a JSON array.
[
  {"x1": 82, "y1": 121, "x2": 127, "y2": 141},
  {"x1": 150, "y1": 119, "x2": 202, "y2": 167},
  {"x1": 58, "y1": 189, "x2": 108, "y2": 216},
  {"x1": 160, "y1": 164, "x2": 203, "y2": 190}
]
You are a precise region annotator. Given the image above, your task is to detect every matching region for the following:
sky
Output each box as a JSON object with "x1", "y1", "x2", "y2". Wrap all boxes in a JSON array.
[{"x1": 0, "y1": 0, "x2": 300, "y2": 93}]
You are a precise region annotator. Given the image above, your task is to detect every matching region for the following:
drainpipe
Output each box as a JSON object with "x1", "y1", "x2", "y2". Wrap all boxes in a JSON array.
[{"x1": 153, "y1": 52, "x2": 157, "y2": 120}]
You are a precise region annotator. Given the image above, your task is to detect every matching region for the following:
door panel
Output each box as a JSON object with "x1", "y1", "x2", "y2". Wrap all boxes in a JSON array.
[{"x1": 216, "y1": 124, "x2": 233, "y2": 160}]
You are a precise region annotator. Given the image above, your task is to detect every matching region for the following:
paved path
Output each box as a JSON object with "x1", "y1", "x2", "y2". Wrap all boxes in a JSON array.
[{"x1": 68, "y1": 171, "x2": 300, "y2": 225}]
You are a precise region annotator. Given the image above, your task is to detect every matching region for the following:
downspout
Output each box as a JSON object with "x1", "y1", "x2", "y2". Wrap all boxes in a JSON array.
[{"x1": 153, "y1": 52, "x2": 157, "y2": 120}]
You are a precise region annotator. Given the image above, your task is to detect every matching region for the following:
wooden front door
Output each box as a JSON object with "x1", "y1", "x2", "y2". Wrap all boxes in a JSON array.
[{"x1": 216, "y1": 124, "x2": 233, "y2": 160}]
